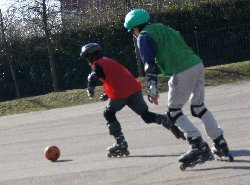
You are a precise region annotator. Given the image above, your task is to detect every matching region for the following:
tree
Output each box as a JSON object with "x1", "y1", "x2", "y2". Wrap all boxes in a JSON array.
[
  {"x1": 18, "y1": 0, "x2": 61, "y2": 91},
  {"x1": 0, "y1": 8, "x2": 21, "y2": 98},
  {"x1": 41, "y1": 0, "x2": 59, "y2": 91}
]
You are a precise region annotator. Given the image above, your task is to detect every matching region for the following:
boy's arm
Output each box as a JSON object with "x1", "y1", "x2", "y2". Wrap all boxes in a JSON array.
[
  {"x1": 137, "y1": 34, "x2": 159, "y2": 105},
  {"x1": 87, "y1": 64, "x2": 105, "y2": 98}
]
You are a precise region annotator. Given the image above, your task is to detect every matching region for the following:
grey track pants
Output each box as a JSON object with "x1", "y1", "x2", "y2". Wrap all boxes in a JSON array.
[{"x1": 168, "y1": 62, "x2": 222, "y2": 139}]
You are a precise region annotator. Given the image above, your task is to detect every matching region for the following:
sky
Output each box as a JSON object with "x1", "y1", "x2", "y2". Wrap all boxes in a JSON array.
[
  {"x1": 0, "y1": 0, "x2": 60, "y2": 13},
  {"x1": 0, "y1": 0, "x2": 15, "y2": 12}
]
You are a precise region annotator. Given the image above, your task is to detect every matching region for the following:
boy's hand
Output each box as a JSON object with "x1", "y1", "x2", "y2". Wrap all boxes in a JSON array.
[
  {"x1": 148, "y1": 94, "x2": 159, "y2": 105},
  {"x1": 147, "y1": 79, "x2": 159, "y2": 105},
  {"x1": 99, "y1": 92, "x2": 108, "y2": 101}
]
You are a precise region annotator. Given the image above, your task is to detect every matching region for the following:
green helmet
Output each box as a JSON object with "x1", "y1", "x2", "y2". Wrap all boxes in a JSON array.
[{"x1": 124, "y1": 9, "x2": 150, "y2": 32}]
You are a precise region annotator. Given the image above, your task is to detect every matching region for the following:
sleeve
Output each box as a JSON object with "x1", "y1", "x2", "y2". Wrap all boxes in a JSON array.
[
  {"x1": 137, "y1": 34, "x2": 157, "y2": 65},
  {"x1": 93, "y1": 64, "x2": 105, "y2": 79},
  {"x1": 87, "y1": 64, "x2": 105, "y2": 88},
  {"x1": 137, "y1": 34, "x2": 159, "y2": 81}
]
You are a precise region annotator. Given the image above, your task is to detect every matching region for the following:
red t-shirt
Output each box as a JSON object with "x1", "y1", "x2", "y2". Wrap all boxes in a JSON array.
[{"x1": 92, "y1": 58, "x2": 141, "y2": 100}]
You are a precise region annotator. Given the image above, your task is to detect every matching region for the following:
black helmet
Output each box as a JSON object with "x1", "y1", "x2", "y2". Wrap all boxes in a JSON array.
[{"x1": 80, "y1": 43, "x2": 102, "y2": 59}]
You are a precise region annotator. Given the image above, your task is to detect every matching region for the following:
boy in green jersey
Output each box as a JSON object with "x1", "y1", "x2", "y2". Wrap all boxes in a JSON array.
[{"x1": 124, "y1": 9, "x2": 233, "y2": 168}]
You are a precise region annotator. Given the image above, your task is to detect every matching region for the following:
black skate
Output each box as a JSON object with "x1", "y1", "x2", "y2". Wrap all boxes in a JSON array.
[
  {"x1": 160, "y1": 114, "x2": 186, "y2": 140},
  {"x1": 179, "y1": 137, "x2": 214, "y2": 171},
  {"x1": 106, "y1": 141, "x2": 130, "y2": 158},
  {"x1": 211, "y1": 135, "x2": 234, "y2": 162}
]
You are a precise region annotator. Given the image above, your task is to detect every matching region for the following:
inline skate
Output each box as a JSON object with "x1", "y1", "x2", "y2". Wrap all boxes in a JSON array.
[
  {"x1": 179, "y1": 137, "x2": 214, "y2": 171},
  {"x1": 211, "y1": 135, "x2": 234, "y2": 162},
  {"x1": 106, "y1": 140, "x2": 130, "y2": 158}
]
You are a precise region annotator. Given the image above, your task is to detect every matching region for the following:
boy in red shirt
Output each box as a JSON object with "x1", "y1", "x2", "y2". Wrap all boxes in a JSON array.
[{"x1": 80, "y1": 43, "x2": 185, "y2": 157}]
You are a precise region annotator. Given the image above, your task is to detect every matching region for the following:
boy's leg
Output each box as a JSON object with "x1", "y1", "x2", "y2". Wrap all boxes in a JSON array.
[
  {"x1": 190, "y1": 63, "x2": 223, "y2": 140},
  {"x1": 104, "y1": 99, "x2": 126, "y2": 143},
  {"x1": 190, "y1": 64, "x2": 232, "y2": 160},
  {"x1": 127, "y1": 91, "x2": 165, "y2": 124},
  {"x1": 168, "y1": 63, "x2": 213, "y2": 163},
  {"x1": 167, "y1": 64, "x2": 202, "y2": 139},
  {"x1": 127, "y1": 91, "x2": 185, "y2": 139},
  {"x1": 105, "y1": 99, "x2": 131, "y2": 157}
]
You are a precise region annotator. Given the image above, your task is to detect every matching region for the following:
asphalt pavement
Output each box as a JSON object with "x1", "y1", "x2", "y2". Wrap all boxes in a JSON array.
[{"x1": 0, "y1": 81, "x2": 250, "y2": 185}]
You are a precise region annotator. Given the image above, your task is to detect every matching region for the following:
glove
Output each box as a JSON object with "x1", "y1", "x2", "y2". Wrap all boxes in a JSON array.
[
  {"x1": 147, "y1": 74, "x2": 159, "y2": 105},
  {"x1": 99, "y1": 91, "x2": 108, "y2": 101},
  {"x1": 87, "y1": 72, "x2": 98, "y2": 99},
  {"x1": 87, "y1": 85, "x2": 95, "y2": 98}
]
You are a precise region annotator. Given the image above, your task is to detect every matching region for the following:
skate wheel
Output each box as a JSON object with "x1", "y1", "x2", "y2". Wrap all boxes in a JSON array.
[
  {"x1": 180, "y1": 164, "x2": 186, "y2": 171},
  {"x1": 198, "y1": 160, "x2": 205, "y2": 165},
  {"x1": 209, "y1": 154, "x2": 215, "y2": 161},
  {"x1": 106, "y1": 152, "x2": 118, "y2": 158},
  {"x1": 118, "y1": 152, "x2": 124, "y2": 157},
  {"x1": 124, "y1": 150, "x2": 130, "y2": 156},
  {"x1": 106, "y1": 152, "x2": 112, "y2": 158},
  {"x1": 117, "y1": 150, "x2": 130, "y2": 157},
  {"x1": 229, "y1": 154, "x2": 234, "y2": 162}
]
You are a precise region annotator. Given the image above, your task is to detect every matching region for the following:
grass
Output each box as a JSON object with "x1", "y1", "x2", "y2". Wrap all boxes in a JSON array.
[{"x1": 1, "y1": 60, "x2": 250, "y2": 117}]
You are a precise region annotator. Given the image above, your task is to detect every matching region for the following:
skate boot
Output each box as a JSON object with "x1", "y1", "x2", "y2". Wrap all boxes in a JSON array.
[
  {"x1": 106, "y1": 139, "x2": 130, "y2": 158},
  {"x1": 159, "y1": 114, "x2": 186, "y2": 140},
  {"x1": 211, "y1": 135, "x2": 234, "y2": 162},
  {"x1": 179, "y1": 137, "x2": 214, "y2": 171}
]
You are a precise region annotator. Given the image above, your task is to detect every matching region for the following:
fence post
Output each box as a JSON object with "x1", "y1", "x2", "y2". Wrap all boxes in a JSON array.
[
  {"x1": 194, "y1": 31, "x2": 200, "y2": 56},
  {"x1": 133, "y1": 37, "x2": 145, "y2": 77}
]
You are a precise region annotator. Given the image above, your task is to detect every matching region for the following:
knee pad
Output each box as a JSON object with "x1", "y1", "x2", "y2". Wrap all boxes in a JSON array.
[
  {"x1": 162, "y1": 108, "x2": 183, "y2": 129},
  {"x1": 163, "y1": 108, "x2": 186, "y2": 140},
  {"x1": 140, "y1": 111, "x2": 156, "y2": 124},
  {"x1": 191, "y1": 103, "x2": 207, "y2": 118},
  {"x1": 104, "y1": 109, "x2": 121, "y2": 136},
  {"x1": 103, "y1": 109, "x2": 118, "y2": 123},
  {"x1": 167, "y1": 108, "x2": 183, "y2": 123}
]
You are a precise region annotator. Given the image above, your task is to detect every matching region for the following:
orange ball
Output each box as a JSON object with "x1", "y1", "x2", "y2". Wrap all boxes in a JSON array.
[{"x1": 44, "y1": 146, "x2": 60, "y2": 162}]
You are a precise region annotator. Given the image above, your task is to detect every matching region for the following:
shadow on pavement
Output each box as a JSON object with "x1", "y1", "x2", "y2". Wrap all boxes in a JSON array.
[
  {"x1": 128, "y1": 154, "x2": 180, "y2": 158},
  {"x1": 181, "y1": 150, "x2": 250, "y2": 171},
  {"x1": 191, "y1": 165, "x2": 250, "y2": 171},
  {"x1": 55, "y1": 159, "x2": 73, "y2": 163},
  {"x1": 231, "y1": 149, "x2": 250, "y2": 157}
]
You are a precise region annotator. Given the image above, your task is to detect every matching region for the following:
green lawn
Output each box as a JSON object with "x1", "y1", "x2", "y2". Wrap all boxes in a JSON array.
[{"x1": 1, "y1": 61, "x2": 250, "y2": 117}]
